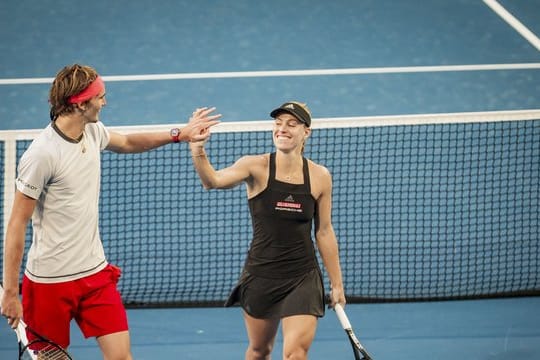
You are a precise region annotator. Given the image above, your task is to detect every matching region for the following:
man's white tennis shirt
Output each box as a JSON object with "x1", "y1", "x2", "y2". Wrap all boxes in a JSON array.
[{"x1": 16, "y1": 121, "x2": 110, "y2": 283}]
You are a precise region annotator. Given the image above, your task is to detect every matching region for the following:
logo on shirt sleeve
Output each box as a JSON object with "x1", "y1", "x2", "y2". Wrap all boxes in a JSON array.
[{"x1": 16, "y1": 177, "x2": 38, "y2": 191}]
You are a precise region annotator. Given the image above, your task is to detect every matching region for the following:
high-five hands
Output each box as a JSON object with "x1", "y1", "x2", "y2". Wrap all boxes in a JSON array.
[{"x1": 184, "y1": 107, "x2": 221, "y2": 143}]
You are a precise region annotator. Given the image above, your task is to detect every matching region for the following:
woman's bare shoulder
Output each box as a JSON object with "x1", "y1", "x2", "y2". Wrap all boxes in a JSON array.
[
  {"x1": 307, "y1": 159, "x2": 331, "y2": 178},
  {"x1": 239, "y1": 153, "x2": 269, "y2": 166}
]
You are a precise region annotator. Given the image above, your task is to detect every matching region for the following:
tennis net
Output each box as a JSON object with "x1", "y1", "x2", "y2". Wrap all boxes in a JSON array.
[{"x1": 1, "y1": 109, "x2": 539, "y2": 306}]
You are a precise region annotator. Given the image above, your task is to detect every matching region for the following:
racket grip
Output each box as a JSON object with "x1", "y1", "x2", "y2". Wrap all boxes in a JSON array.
[{"x1": 334, "y1": 303, "x2": 353, "y2": 330}]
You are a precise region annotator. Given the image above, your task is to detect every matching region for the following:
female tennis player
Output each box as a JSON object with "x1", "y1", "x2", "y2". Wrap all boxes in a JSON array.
[
  {"x1": 189, "y1": 102, "x2": 346, "y2": 359},
  {"x1": 1, "y1": 63, "x2": 220, "y2": 359}
]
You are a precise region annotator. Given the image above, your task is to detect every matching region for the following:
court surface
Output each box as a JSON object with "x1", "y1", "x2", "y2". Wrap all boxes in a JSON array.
[
  {"x1": 0, "y1": 0, "x2": 539, "y2": 359},
  {"x1": 0, "y1": 297, "x2": 539, "y2": 359}
]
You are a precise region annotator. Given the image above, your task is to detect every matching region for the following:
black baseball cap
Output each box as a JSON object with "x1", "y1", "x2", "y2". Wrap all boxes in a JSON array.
[{"x1": 270, "y1": 102, "x2": 311, "y2": 127}]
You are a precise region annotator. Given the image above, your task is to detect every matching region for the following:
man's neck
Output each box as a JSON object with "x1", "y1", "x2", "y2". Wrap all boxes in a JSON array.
[{"x1": 53, "y1": 115, "x2": 85, "y2": 140}]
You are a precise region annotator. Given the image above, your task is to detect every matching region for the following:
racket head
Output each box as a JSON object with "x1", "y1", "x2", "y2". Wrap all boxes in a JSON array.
[
  {"x1": 345, "y1": 329, "x2": 373, "y2": 360},
  {"x1": 19, "y1": 339, "x2": 72, "y2": 360},
  {"x1": 18, "y1": 322, "x2": 73, "y2": 360}
]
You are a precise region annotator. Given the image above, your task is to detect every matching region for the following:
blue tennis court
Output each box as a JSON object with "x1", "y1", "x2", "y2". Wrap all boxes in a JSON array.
[
  {"x1": 1, "y1": 297, "x2": 539, "y2": 359},
  {"x1": 1, "y1": 0, "x2": 539, "y2": 359}
]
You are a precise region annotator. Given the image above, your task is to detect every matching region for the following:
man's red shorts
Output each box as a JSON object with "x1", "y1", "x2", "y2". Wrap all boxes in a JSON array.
[{"x1": 22, "y1": 264, "x2": 129, "y2": 349}]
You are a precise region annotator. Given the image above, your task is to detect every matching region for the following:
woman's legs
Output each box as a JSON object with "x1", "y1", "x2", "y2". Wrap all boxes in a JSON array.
[
  {"x1": 243, "y1": 311, "x2": 280, "y2": 360},
  {"x1": 281, "y1": 315, "x2": 317, "y2": 360}
]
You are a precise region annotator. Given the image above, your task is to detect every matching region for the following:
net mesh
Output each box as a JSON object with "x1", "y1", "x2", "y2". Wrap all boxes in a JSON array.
[{"x1": 1, "y1": 112, "x2": 539, "y2": 306}]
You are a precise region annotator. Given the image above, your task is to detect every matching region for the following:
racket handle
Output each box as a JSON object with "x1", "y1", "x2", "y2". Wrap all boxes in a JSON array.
[{"x1": 334, "y1": 303, "x2": 353, "y2": 330}]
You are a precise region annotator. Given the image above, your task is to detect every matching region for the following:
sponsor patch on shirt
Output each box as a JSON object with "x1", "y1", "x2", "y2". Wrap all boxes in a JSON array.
[{"x1": 275, "y1": 195, "x2": 303, "y2": 213}]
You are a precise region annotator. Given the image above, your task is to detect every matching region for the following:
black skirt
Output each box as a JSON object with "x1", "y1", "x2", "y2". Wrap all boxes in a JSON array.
[{"x1": 225, "y1": 267, "x2": 325, "y2": 319}]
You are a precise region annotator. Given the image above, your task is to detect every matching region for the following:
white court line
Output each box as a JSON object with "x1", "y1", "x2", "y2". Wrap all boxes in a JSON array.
[
  {"x1": 0, "y1": 63, "x2": 539, "y2": 85},
  {"x1": 483, "y1": 0, "x2": 540, "y2": 51}
]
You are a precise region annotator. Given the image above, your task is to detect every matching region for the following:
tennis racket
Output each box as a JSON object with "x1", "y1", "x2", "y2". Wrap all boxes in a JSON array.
[
  {"x1": 16, "y1": 319, "x2": 74, "y2": 360},
  {"x1": 334, "y1": 303, "x2": 373, "y2": 360},
  {"x1": 1, "y1": 285, "x2": 73, "y2": 359}
]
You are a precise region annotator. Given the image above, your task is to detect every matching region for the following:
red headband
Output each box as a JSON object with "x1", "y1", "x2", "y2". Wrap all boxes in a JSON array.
[{"x1": 67, "y1": 76, "x2": 105, "y2": 104}]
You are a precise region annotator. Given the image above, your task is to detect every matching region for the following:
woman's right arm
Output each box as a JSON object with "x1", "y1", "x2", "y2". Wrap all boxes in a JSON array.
[{"x1": 189, "y1": 142, "x2": 252, "y2": 190}]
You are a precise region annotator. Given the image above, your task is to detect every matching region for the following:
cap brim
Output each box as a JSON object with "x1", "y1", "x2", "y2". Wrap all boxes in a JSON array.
[{"x1": 270, "y1": 108, "x2": 310, "y2": 126}]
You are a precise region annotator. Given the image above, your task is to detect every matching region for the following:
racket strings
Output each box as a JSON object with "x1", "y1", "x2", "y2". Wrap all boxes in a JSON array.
[
  {"x1": 36, "y1": 344, "x2": 71, "y2": 360},
  {"x1": 22, "y1": 342, "x2": 71, "y2": 360}
]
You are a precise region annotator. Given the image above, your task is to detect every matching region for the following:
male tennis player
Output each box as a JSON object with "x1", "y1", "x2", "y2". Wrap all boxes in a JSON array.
[
  {"x1": 1, "y1": 64, "x2": 220, "y2": 359},
  {"x1": 189, "y1": 102, "x2": 346, "y2": 359}
]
